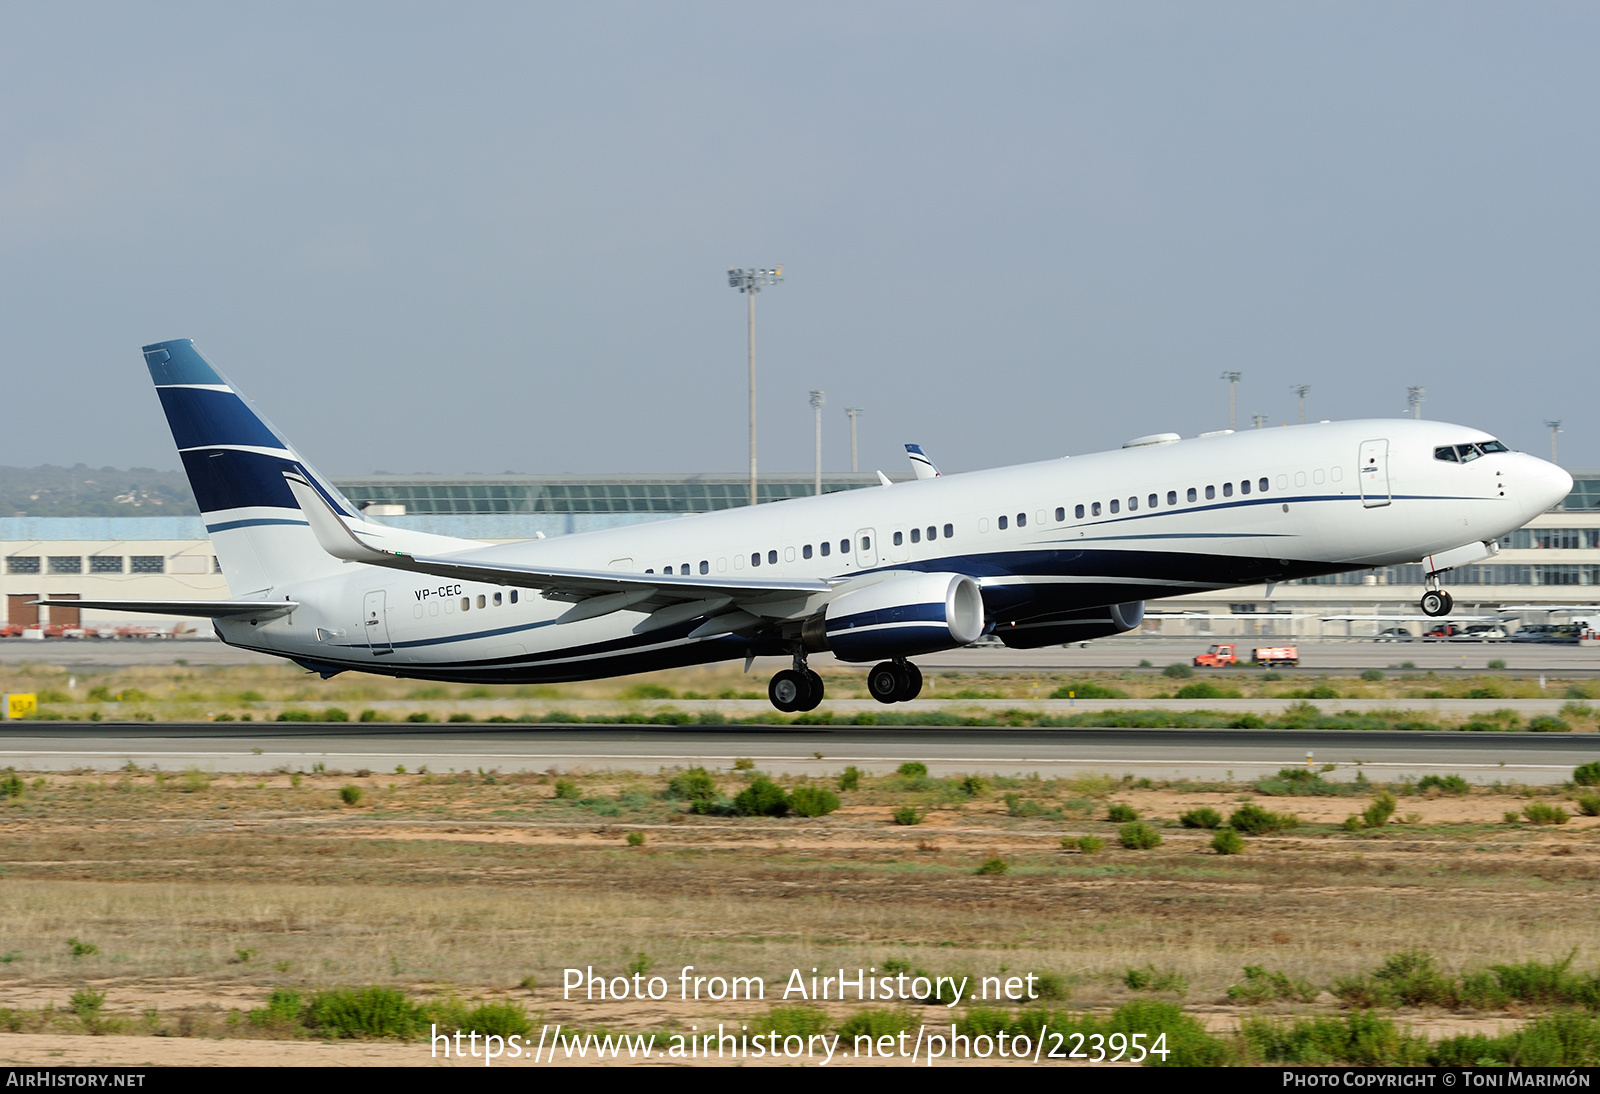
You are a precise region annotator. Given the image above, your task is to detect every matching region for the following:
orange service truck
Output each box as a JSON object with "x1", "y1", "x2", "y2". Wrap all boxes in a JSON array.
[{"x1": 1193, "y1": 644, "x2": 1300, "y2": 667}]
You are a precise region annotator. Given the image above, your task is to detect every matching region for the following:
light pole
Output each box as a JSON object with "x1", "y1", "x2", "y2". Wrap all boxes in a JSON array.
[
  {"x1": 1290, "y1": 384, "x2": 1310, "y2": 424},
  {"x1": 1221, "y1": 371, "x2": 1242, "y2": 430},
  {"x1": 1407, "y1": 386, "x2": 1426, "y2": 420},
  {"x1": 1546, "y1": 420, "x2": 1563, "y2": 465},
  {"x1": 727, "y1": 266, "x2": 783, "y2": 506},
  {"x1": 845, "y1": 407, "x2": 863, "y2": 473},
  {"x1": 810, "y1": 390, "x2": 826, "y2": 495},
  {"x1": 1252, "y1": 414, "x2": 1267, "y2": 430}
]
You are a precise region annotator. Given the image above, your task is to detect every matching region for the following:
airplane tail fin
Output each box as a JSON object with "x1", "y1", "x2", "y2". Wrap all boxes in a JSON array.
[
  {"x1": 143, "y1": 338, "x2": 378, "y2": 594},
  {"x1": 905, "y1": 443, "x2": 940, "y2": 480}
]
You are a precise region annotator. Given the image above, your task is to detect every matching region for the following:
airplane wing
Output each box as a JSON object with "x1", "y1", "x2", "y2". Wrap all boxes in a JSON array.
[
  {"x1": 29, "y1": 599, "x2": 297, "y2": 620},
  {"x1": 282, "y1": 470, "x2": 838, "y2": 625}
]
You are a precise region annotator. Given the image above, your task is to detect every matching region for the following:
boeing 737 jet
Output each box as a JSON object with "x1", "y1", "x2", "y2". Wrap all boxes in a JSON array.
[{"x1": 57, "y1": 339, "x2": 1573, "y2": 712}]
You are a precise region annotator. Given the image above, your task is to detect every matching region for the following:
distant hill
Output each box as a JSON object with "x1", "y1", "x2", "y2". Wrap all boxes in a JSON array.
[{"x1": 0, "y1": 465, "x2": 200, "y2": 517}]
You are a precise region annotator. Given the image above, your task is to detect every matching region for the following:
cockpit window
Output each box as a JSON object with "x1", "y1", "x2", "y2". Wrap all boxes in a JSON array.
[{"x1": 1437, "y1": 440, "x2": 1509, "y2": 464}]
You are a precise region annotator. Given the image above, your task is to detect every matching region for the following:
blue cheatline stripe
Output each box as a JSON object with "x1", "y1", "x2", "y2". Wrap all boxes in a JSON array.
[
  {"x1": 181, "y1": 448, "x2": 303, "y2": 513},
  {"x1": 826, "y1": 602, "x2": 946, "y2": 632},
  {"x1": 157, "y1": 387, "x2": 284, "y2": 451},
  {"x1": 1067, "y1": 491, "x2": 1478, "y2": 532},
  {"x1": 143, "y1": 339, "x2": 224, "y2": 386},
  {"x1": 205, "y1": 517, "x2": 311, "y2": 533}
]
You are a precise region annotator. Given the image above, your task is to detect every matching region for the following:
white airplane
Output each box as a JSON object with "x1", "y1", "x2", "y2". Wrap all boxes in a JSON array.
[{"x1": 59, "y1": 339, "x2": 1572, "y2": 712}]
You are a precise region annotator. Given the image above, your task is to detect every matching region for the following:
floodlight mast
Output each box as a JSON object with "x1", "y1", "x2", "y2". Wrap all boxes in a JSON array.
[
  {"x1": 1220, "y1": 372, "x2": 1242, "y2": 430},
  {"x1": 727, "y1": 266, "x2": 783, "y2": 505},
  {"x1": 1546, "y1": 420, "x2": 1563, "y2": 465},
  {"x1": 1291, "y1": 384, "x2": 1310, "y2": 425},
  {"x1": 1407, "y1": 386, "x2": 1426, "y2": 420},
  {"x1": 845, "y1": 407, "x2": 863, "y2": 473},
  {"x1": 810, "y1": 390, "x2": 826, "y2": 495}
]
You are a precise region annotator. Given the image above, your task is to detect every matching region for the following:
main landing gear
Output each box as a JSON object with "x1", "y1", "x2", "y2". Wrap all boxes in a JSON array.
[
  {"x1": 867, "y1": 659, "x2": 923, "y2": 704},
  {"x1": 1420, "y1": 573, "x2": 1454, "y2": 618},
  {"x1": 768, "y1": 649, "x2": 824, "y2": 713}
]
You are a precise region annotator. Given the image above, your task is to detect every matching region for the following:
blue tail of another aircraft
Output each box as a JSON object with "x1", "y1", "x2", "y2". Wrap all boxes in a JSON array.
[{"x1": 144, "y1": 338, "x2": 365, "y2": 594}]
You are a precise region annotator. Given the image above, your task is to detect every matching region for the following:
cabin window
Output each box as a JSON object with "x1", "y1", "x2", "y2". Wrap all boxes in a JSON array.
[
  {"x1": 910, "y1": 528, "x2": 920, "y2": 543},
  {"x1": 1205, "y1": 485, "x2": 1216, "y2": 500},
  {"x1": 1127, "y1": 497, "x2": 1138, "y2": 511},
  {"x1": 1109, "y1": 499, "x2": 1120, "y2": 514},
  {"x1": 1074, "y1": 504, "x2": 1085, "y2": 519},
  {"x1": 680, "y1": 561, "x2": 690, "y2": 573},
  {"x1": 493, "y1": 592, "x2": 502, "y2": 606},
  {"x1": 477, "y1": 594, "x2": 486, "y2": 608},
  {"x1": 510, "y1": 590, "x2": 519, "y2": 603},
  {"x1": 860, "y1": 537, "x2": 870, "y2": 551},
  {"x1": 1240, "y1": 479, "x2": 1251, "y2": 495},
  {"x1": 1167, "y1": 490, "x2": 1177, "y2": 506},
  {"x1": 840, "y1": 539, "x2": 850, "y2": 554},
  {"x1": 943, "y1": 524, "x2": 954, "y2": 538},
  {"x1": 1313, "y1": 469, "x2": 1326, "y2": 484},
  {"x1": 751, "y1": 553, "x2": 760, "y2": 567},
  {"x1": 894, "y1": 531, "x2": 903, "y2": 546},
  {"x1": 1223, "y1": 482, "x2": 1234, "y2": 497},
  {"x1": 1187, "y1": 487, "x2": 1197, "y2": 502},
  {"x1": 820, "y1": 541, "x2": 831, "y2": 557},
  {"x1": 768, "y1": 550, "x2": 778, "y2": 565},
  {"x1": 998, "y1": 515, "x2": 1008, "y2": 530},
  {"x1": 1258, "y1": 477, "x2": 1269, "y2": 492},
  {"x1": 1016, "y1": 512, "x2": 1026, "y2": 527},
  {"x1": 803, "y1": 544, "x2": 813, "y2": 559},
  {"x1": 1149, "y1": 494, "x2": 1158, "y2": 508},
  {"x1": 1055, "y1": 507, "x2": 1065, "y2": 522},
  {"x1": 927, "y1": 526, "x2": 937, "y2": 540},
  {"x1": 664, "y1": 565, "x2": 673, "y2": 575},
  {"x1": 700, "y1": 560, "x2": 709, "y2": 574},
  {"x1": 646, "y1": 568, "x2": 655, "y2": 574},
  {"x1": 461, "y1": 597, "x2": 471, "y2": 611},
  {"x1": 784, "y1": 548, "x2": 794, "y2": 562},
  {"x1": 1091, "y1": 502, "x2": 1101, "y2": 516},
  {"x1": 1295, "y1": 471, "x2": 1307, "y2": 486}
]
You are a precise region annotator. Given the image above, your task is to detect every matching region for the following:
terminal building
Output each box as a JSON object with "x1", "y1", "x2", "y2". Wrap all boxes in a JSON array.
[{"x1": 2, "y1": 469, "x2": 1597, "y2": 639}]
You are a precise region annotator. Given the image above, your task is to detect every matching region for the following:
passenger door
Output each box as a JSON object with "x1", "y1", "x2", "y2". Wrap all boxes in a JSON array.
[
  {"x1": 1358, "y1": 440, "x2": 1391, "y2": 508},
  {"x1": 363, "y1": 590, "x2": 394, "y2": 656}
]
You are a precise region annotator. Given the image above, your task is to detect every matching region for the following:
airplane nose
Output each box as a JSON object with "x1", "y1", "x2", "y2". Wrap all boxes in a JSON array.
[{"x1": 1522, "y1": 456, "x2": 1573, "y2": 518}]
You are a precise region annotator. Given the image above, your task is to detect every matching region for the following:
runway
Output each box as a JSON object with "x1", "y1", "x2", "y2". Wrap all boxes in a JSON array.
[{"x1": 3, "y1": 722, "x2": 1595, "y2": 784}]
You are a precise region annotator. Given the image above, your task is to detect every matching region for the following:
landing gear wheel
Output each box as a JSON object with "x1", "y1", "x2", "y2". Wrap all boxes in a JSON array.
[
  {"x1": 1420, "y1": 590, "x2": 1450, "y2": 618},
  {"x1": 868, "y1": 661, "x2": 904, "y2": 705},
  {"x1": 769, "y1": 669, "x2": 810, "y2": 712},
  {"x1": 796, "y1": 670, "x2": 824, "y2": 712},
  {"x1": 1439, "y1": 591, "x2": 1454, "y2": 615},
  {"x1": 898, "y1": 662, "x2": 923, "y2": 701}
]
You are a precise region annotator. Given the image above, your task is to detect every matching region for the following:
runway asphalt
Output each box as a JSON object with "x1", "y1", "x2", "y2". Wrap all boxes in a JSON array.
[{"x1": 3, "y1": 722, "x2": 1596, "y2": 784}]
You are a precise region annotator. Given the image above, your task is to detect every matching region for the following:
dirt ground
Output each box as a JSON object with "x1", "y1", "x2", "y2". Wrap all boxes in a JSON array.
[{"x1": 1, "y1": 764, "x2": 1597, "y2": 1066}]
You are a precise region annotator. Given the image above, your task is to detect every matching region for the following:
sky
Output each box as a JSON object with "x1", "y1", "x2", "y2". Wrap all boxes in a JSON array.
[{"x1": 1, "y1": 3, "x2": 1596, "y2": 478}]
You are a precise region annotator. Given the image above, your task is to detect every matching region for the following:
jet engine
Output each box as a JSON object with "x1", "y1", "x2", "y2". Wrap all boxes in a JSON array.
[
  {"x1": 996, "y1": 601, "x2": 1145, "y2": 649},
  {"x1": 803, "y1": 572, "x2": 985, "y2": 662}
]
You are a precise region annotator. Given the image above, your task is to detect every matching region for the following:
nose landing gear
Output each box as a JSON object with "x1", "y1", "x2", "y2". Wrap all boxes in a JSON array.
[
  {"x1": 768, "y1": 649, "x2": 824, "y2": 713},
  {"x1": 1420, "y1": 574, "x2": 1454, "y2": 618},
  {"x1": 867, "y1": 659, "x2": 923, "y2": 704}
]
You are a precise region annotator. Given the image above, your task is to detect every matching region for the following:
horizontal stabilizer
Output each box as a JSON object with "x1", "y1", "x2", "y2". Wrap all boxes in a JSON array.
[{"x1": 29, "y1": 599, "x2": 297, "y2": 620}]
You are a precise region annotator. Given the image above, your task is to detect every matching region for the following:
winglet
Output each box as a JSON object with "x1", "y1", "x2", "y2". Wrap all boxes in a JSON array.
[
  {"x1": 876, "y1": 470, "x2": 893, "y2": 487},
  {"x1": 283, "y1": 470, "x2": 393, "y2": 564},
  {"x1": 905, "y1": 443, "x2": 940, "y2": 479}
]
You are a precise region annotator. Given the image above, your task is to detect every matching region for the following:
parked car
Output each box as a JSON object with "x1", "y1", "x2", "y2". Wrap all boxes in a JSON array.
[
  {"x1": 1453, "y1": 624, "x2": 1509, "y2": 641},
  {"x1": 1423, "y1": 623, "x2": 1464, "y2": 640},
  {"x1": 1373, "y1": 627, "x2": 1414, "y2": 642}
]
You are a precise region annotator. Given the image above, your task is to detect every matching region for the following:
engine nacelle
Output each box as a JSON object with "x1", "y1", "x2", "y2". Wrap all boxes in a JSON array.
[
  {"x1": 806, "y1": 572, "x2": 986, "y2": 662},
  {"x1": 997, "y1": 601, "x2": 1145, "y2": 649}
]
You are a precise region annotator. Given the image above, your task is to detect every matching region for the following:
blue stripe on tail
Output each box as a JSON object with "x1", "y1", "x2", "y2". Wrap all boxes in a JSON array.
[{"x1": 157, "y1": 388, "x2": 286, "y2": 451}]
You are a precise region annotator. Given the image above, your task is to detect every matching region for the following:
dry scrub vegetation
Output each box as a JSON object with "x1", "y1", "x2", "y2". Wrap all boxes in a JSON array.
[
  {"x1": 3, "y1": 757, "x2": 1600, "y2": 1064},
  {"x1": 4, "y1": 661, "x2": 1600, "y2": 727}
]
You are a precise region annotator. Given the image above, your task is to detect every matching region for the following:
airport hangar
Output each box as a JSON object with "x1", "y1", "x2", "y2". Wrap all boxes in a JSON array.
[{"x1": 1, "y1": 469, "x2": 1598, "y2": 640}]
